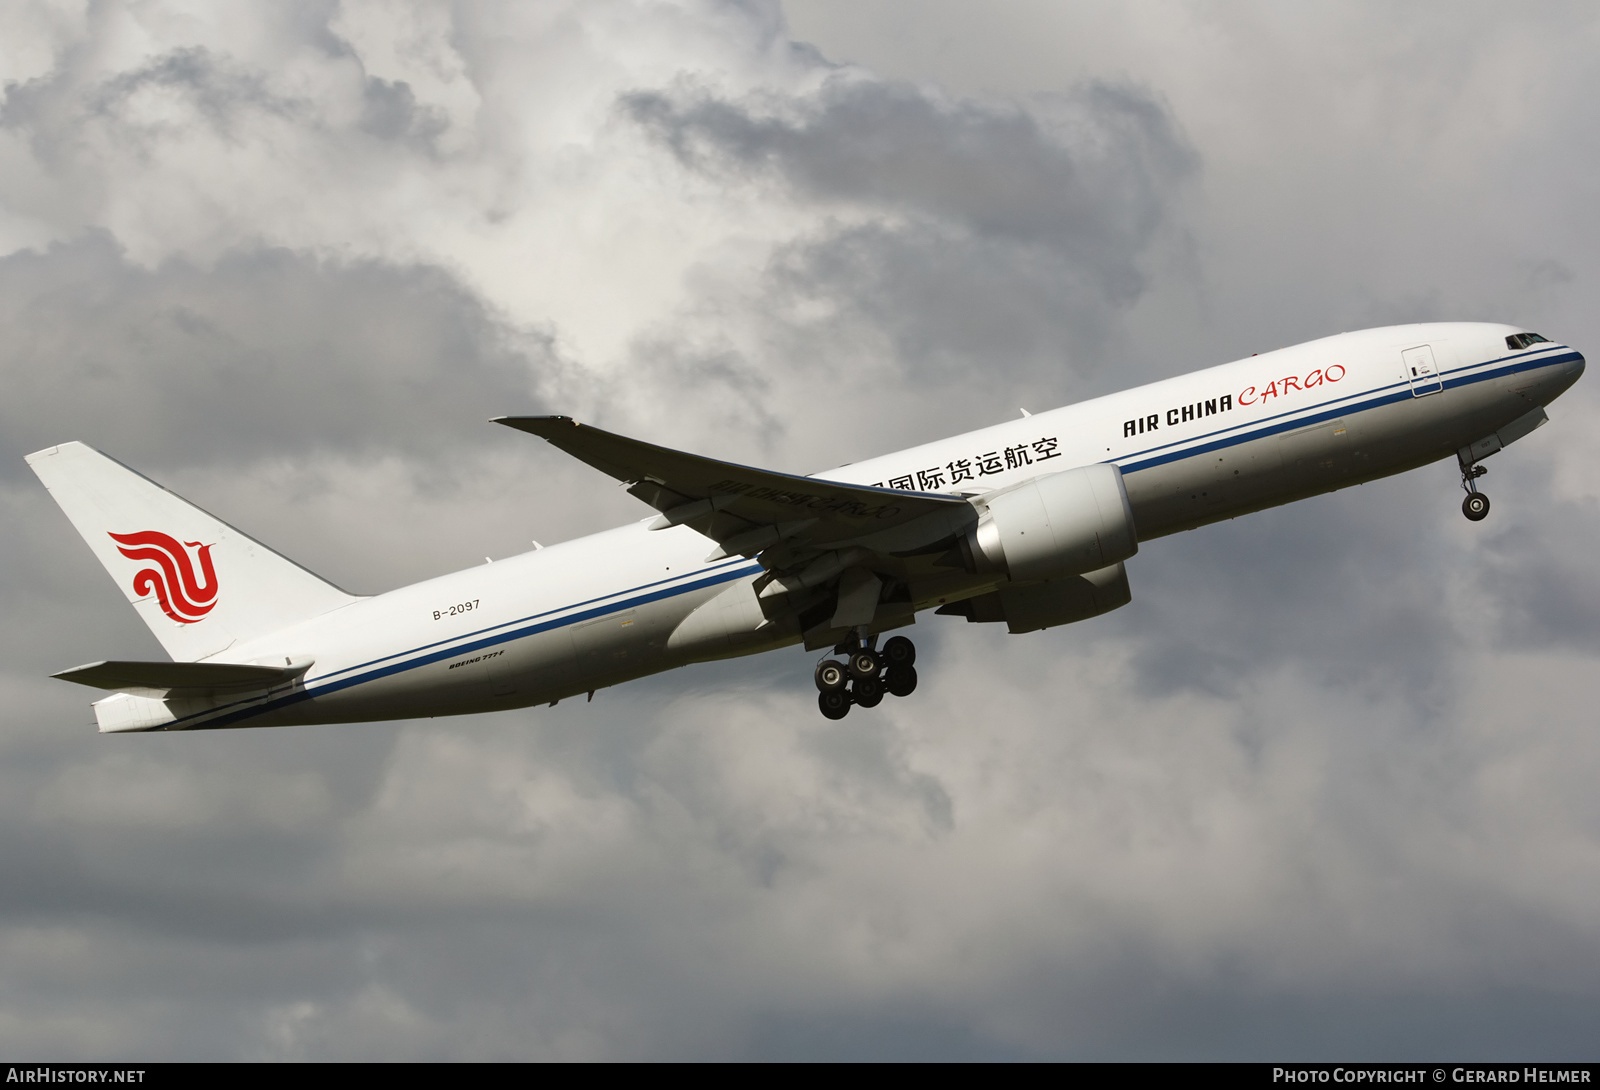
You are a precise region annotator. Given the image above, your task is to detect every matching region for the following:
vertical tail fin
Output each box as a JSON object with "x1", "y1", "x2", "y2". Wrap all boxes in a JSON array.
[{"x1": 27, "y1": 442, "x2": 359, "y2": 662}]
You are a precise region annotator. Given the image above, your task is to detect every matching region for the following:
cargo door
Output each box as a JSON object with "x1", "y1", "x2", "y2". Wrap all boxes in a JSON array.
[{"x1": 1401, "y1": 344, "x2": 1443, "y2": 396}]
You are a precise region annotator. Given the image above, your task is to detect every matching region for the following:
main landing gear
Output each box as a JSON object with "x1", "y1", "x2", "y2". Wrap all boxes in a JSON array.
[
  {"x1": 1459, "y1": 450, "x2": 1491, "y2": 522},
  {"x1": 814, "y1": 634, "x2": 918, "y2": 720}
]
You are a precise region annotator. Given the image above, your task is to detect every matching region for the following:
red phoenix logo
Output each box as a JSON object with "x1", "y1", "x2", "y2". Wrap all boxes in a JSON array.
[{"x1": 109, "y1": 531, "x2": 219, "y2": 624}]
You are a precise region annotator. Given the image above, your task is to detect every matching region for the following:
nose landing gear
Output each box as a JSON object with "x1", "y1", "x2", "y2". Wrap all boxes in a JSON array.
[
  {"x1": 1459, "y1": 451, "x2": 1490, "y2": 522},
  {"x1": 813, "y1": 634, "x2": 919, "y2": 719}
]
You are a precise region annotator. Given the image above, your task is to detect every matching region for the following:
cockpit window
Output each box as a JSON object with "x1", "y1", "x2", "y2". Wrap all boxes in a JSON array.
[{"x1": 1507, "y1": 332, "x2": 1551, "y2": 350}]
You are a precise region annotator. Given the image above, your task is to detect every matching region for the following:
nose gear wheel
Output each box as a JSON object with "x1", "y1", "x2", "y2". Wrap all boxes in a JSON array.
[{"x1": 1458, "y1": 451, "x2": 1491, "y2": 522}]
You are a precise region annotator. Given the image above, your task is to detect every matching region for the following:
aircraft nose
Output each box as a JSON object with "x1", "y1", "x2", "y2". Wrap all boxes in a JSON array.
[{"x1": 1544, "y1": 349, "x2": 1586, "y2": 402}]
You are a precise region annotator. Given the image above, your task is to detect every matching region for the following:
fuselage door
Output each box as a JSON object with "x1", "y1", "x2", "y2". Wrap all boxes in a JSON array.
[{"x1": 1401, "y1": 344, "x2": 1443, "y2": 396}]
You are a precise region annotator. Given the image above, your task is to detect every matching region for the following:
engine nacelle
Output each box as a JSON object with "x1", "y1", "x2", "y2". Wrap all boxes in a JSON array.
[
  {"x1": 939, "y1": 561, "x2": 1132, "y2": 634},
  {"x1": 960, "y1": 462, "x2": 1138, "y2": 582}
]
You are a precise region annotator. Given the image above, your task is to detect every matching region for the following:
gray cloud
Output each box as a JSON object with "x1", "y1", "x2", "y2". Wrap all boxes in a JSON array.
[
  {"x1": 0, "y1": 232, "x2": 564, "y2": 476},
  {"x1": 1475, "y1": 487, "x2": 1600, "y2": 654},
  {"x1": 4, "y1": 45, "x2": 298, "y2": 153},
  {"x1": 607, "y1": 75, "x2": 1195, "y2": 462},
  {"x1": 623, "y1": 77, "x2": 1194, "y2": 271}
]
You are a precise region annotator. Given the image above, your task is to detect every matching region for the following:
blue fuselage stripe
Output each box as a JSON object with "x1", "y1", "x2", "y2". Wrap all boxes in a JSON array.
[
  {"x1": 172, "y1": 560, "x2": 763, "y2": 729},
  {"x1": 305, "y1": 557, "x2": 755, "y2": 686}
]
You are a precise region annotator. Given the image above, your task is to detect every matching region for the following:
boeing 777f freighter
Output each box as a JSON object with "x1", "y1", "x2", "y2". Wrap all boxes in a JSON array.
[{"x1": 28, "y1": 322, "x2": 1583, "y2": 729}]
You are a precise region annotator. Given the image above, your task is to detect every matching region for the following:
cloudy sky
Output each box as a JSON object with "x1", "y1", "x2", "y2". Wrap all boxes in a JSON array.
[{"x1": 3, "y1": 0, "x2": 1598, "y2": 1060}]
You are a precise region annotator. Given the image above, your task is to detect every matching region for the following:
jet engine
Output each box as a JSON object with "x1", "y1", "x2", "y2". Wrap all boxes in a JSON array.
[
  {"x1": 938, "y1": 561, "x2": 1132, "y2": 633},
  {"x1": 956, "y1": 462, "x2": 1138, "y2": 582}
]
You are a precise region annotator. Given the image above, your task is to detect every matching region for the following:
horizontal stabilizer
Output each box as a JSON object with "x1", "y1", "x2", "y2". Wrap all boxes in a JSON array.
[
  {"x1": 53, "y1": 658, "x2": 312, "y2": 699},
  {"x1": 495, "y1": 416, "x2": 970, "y2": 558}
]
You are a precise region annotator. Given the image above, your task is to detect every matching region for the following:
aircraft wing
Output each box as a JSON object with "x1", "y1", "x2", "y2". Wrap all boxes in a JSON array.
[{"x1": 495, "y1": 416, "x2": 973, "y2": 562}]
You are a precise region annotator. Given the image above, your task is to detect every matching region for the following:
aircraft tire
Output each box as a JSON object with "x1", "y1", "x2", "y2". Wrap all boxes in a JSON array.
[
  {"x1": 814, "y1": 659, "x2": 848, "y2": 692},
  {"x1": 848, "y1": 649, "x2": 881, "y2": 680},
  {"x1": 819, "y1": 689, "x2": 851, "y2": 720},
  {"x1": 853, "y1": 675, "x2": 884, "y2": 708},
  {"x1": 886, "y1": 666, "x2": 917, "y2": 698},
  {"x1": 1463, "y1": 493, "x2": 1490, "y2": 521},
  {"x1": 882, "y1": 635, "x2": 916, "y2": 668}
]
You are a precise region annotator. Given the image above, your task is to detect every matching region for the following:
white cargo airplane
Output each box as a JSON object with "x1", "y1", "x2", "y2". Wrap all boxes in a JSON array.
[{"x1": 29, "y1": 322, "x2": 1583, "y2": 731}]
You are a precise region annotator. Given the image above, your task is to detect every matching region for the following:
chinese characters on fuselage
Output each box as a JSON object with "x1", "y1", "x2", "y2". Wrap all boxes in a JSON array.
[{"x1": 871, "y1": 436, "x2": 1063, "y2": 491}]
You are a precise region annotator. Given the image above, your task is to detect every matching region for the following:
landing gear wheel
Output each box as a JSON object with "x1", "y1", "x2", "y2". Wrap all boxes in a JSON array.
[
  {"x1": 885, "y1": 665, "x2": 918, "y2": 698},
  {"x1": 1462, "y1": 493, "x2": 1490, "y2": 521},
  {"x1": 852, "y1": 675, "x2": 884, "y2": 708},
  {"x1": 814, "y1": 659, "x2": 848, "y2": 692},
  {"x1": 848, "y1": 649, "x2": 881, "y2": 680},
  {"x1": 882, "y1": 636, "x2": 916, "y2": 669},
  {"x1": 818, "y1": 689, "x2": 851, "y2": 720}
]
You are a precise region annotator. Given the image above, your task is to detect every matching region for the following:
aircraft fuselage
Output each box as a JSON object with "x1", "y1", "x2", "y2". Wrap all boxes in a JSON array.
[{"x1": 66, "y1": 322, "x2": 1584, "y2": 731}]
